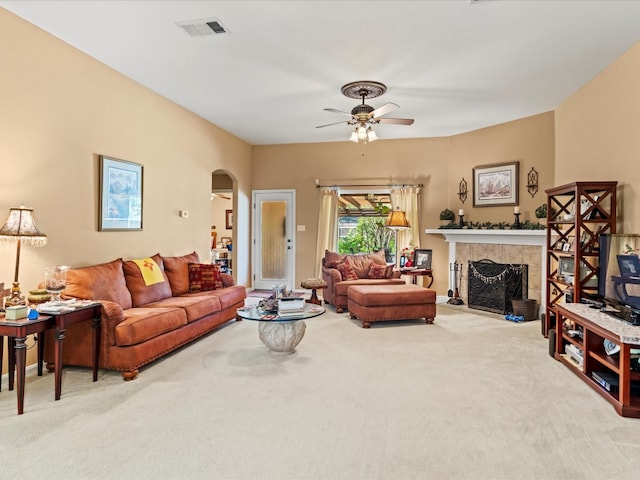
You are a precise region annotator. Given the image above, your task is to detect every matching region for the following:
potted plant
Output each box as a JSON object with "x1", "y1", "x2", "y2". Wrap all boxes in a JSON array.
[
  {"x1": 439, "y1": 208, "x2": 455, "y2": 227},
  {"x1": 535, "y1": 203, "x2": 556, "y2": 225}
]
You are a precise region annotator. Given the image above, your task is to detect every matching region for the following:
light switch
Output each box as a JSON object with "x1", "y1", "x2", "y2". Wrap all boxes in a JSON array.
[{"x1": 297, "y1": 225, "x2": 306, "y2": 232}]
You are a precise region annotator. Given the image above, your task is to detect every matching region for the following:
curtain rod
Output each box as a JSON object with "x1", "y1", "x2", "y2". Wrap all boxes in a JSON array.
[{"x1": 315, "y1": 183, "x2": 423, "y2": 189}]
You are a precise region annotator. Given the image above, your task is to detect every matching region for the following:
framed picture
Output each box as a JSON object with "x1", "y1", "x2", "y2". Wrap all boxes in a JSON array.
[
  {"x1": 225, "y1": 209, "x2": 233, "y2": 230},
  {"x1": 558, "y1": 256, "x2": 575, "y2": 277},
  {"x1": 553, "y1": 240, "x2": 565, "y2": 251},
  {"x1": 472, "y1": 161, "x2": 519, "y2": 207},
  {"x1": 220, "y1": 236, "x2": 232, "y2": 246},
  {"x1": 414, "y1": 249, "x2": 433, "y2": 269},
  {"x1": 99, "y1": 155, "x2": 143, "y2": 231},
  {"x1": 562, "y1": 242, "x2": 571, "y2": 252},
  {"x1": 617, "y1": 254, "x2": 640, "y2": 278}
]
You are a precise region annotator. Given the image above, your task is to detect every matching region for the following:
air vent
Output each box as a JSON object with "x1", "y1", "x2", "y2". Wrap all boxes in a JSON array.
[{"x1": 176, "y1": 17, "x2": 230, "y2": 37}]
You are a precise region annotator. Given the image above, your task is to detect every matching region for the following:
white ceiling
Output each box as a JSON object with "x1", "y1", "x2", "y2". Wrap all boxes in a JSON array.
[{"x1": 3, "y1": 0, "x2": 640, "y2": 145}]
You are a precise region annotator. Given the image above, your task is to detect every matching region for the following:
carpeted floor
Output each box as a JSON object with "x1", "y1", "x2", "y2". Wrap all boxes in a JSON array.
[{"x1": 1, "y1": 302, "x2": 640, "y2": 479}]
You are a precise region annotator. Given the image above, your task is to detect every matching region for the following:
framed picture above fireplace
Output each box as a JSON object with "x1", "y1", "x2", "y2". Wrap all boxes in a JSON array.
[{"x1": 472, "y1": 161, "x2": 519, "y2": 207}]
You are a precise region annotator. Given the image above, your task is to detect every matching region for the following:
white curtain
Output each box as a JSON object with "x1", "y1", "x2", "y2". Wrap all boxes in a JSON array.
[
  {"x1": 315, "y1": 187, "x2": 339, "y2": 278},
  {"x1": 390, "y1": 185, "x2": 421, "y2": 253}
]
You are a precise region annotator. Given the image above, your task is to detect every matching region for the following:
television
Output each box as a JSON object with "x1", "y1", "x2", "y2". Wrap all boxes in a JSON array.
[{"x1": 598, "y1": 233, "x2": 640, "y2": 325}]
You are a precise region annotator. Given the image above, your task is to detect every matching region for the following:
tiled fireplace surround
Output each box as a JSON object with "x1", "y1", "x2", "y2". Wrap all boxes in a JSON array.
[{"x1": 425, "y1": 230, "x2": 547, "y2": 314}]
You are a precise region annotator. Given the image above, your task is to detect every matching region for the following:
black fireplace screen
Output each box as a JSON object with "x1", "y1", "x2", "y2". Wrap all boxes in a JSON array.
[{"x1": 468, "y1": 259, "x2": 528, "y2": 314}]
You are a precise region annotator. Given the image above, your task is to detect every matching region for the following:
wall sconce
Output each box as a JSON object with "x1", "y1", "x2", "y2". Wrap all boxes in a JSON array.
[
  {"x1": 458, "y1": 178, "x2": 468, "y2": 203},
  {"x1": 527, "y1": 167, "x2": 539, "y2": 197}
]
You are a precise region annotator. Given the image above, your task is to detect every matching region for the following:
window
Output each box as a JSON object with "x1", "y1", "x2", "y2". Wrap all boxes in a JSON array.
[{"x1": 336, "y1": 190, "x2": 394, "y2": 258}]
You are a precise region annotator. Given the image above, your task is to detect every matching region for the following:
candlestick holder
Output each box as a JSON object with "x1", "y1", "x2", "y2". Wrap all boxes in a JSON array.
[
  {"x1": 458, "y1": 214, "x2": 465, "y2": 228},
  {"x1": 513, "y1": 212, "x2": 521, "y2": 228}
]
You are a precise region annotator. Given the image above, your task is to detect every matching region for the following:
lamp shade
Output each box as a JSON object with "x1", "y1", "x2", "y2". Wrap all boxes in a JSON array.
[
  {"x1": 385, "y1": 209, "x2": 410, "y2": 230},
  {"x1": 0, "y1": 206, "x2": 47, "y2": 246}
]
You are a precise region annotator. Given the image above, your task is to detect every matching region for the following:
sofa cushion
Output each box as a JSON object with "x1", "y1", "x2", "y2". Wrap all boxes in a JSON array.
[
  {"x1": 115, "y1": 306, "x2": 187, "y2": 346},
  {"x1": 349, "y1": 250, "x2": 387, "y2": 278},
  {"x1": 64, "y1": 258, "x2": 132, "y2": 310},
  {"x1": 162, "y1": 251, "x2": 200, "y2": 296},
  {"x1": 323, "y1": 250, "x2": 346, "y2": 268},
  {"x1": 367, "y1": 263, "x2": 393, "y2": 279},
  {"x1": 188, "y1": 263, "x2": 223, "y2": 292},
  {"x1": 334, "y1": 258, "x2": 358, "y2": 281},
  {"x1": 146, "y1": 295, "x2": 222, "y2": 323},
  {"x1": 123, "y1": 254, "x2": 173, "y2": 307},
  {"x1": 181, "y1": 285, "x2": 247, "y2": 309}
]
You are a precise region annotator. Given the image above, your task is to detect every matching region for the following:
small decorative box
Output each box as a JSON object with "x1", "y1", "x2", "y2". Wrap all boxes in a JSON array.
[{"x1": 6, "y1": 305, "x2": 28, "y2": 320}]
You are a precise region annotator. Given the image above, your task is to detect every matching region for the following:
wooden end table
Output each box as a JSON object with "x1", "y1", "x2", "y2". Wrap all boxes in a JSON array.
[
  {"x1": 399, "y1": 268, "x2": 434, "y2": 288},
  {"x1": 0, "y1": 314, "x2": 53, "y2": 415},
  {"x1": 0, "y1": 302, "x2": 101, "y2": 414}
]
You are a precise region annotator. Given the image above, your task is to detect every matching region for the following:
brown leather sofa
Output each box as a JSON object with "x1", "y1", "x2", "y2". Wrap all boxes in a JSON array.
[
  {"x1": 44, "y1": 251, "x2": 246, "y2": 380},
  {"x1": 321, "y1": 250, "x2": 405, "y2": 313}
]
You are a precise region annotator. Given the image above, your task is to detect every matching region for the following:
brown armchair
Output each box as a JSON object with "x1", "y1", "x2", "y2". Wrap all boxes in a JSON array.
[{"x1": 321, "y1": 250, "x2": 404, "y2": 313}]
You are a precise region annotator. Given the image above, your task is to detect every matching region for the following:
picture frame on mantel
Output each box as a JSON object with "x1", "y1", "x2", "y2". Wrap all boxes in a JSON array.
[
  {"x1": 472, "y1": 161, "x2": 519, "y2": 207},
  {"x1": 98, "y1": 155, "x2": 143, "y2": 231}
]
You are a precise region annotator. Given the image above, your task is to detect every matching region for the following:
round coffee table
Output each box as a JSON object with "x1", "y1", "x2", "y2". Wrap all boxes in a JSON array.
[{"x1": 236, "y1": 303, "x2": 325, "y2": 354}]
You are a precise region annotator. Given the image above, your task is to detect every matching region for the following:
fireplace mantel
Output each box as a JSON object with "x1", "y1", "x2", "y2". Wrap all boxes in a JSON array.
[
  {"x1": 425, "y1": 228, "x2": 547, "y2": 313},
  {"x1": 424, "y1": 229, "x2": 546, "y2": 246}
]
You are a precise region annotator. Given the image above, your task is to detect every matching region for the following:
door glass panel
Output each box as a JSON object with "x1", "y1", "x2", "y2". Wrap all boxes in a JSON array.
[{"x1": 261, "y1": 200, "x2": 286, "y2": 278}]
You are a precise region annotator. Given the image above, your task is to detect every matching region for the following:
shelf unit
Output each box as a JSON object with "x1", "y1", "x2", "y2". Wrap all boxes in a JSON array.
[
  {"x1": 544, "y1": 181, "x2": 617, "y2": 336},
  {"x1": 211, "y1": 248, "x2": 232, "y2": 274},
  {"x1": 554, "y1": 303, "x2": 640, "y2": 418}
]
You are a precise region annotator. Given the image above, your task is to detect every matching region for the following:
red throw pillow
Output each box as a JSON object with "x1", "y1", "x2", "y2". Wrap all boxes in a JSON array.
[
  {"x1": 367, "y1": 263, "x2": 392, "y2": 279},
  {"x1": 188, "y1": 263, "x2": 223, "y2": 292},
  {"x1": 334, "y1": 258, "x2": 358, "y2": 281}
]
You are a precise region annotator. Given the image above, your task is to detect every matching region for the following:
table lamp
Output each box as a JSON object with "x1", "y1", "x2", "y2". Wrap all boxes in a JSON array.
[
  {"x1": 0, "y1": 206, "x2": 47, "y2": 307},
  {"x1": 385, "y1": 207, "x2": 410, "y2": 266}
]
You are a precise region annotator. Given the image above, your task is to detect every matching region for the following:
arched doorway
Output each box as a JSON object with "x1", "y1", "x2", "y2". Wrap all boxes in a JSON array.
[{"x1": 211, "y1": 170, "x2": 234, "y2": 274}]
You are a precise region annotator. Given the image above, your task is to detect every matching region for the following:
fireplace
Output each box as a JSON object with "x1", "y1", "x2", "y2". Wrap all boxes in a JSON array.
[
  {"x1": 424, "y1": 229, "x2": 546, "y2": 314},
  {"x1": 467, "y1": 259, "x2": 528, "y2": 314}
]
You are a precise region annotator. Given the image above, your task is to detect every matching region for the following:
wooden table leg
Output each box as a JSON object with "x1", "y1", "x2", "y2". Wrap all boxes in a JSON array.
[
  {"x1": 37, "y1": 331, "x2": 45, "y2": 376},
  {"x1": 14, "y1": 336, "x2": 27, "y2": 415},
  {"x1": 8, "y1": 336, "x2": 16, "y2": 390},
  {"x1": 426, "y1": 272, "x2": 434, "y2": 288},
  {"x1": 0, "y1": 335, "x2": 3, "y2": 392},
  {"x1": 54, "y1": 327, "x2": 65, "y2": 401},
  {"x1": 92, "y1": 314, "x2": 101, "y2": 382}
]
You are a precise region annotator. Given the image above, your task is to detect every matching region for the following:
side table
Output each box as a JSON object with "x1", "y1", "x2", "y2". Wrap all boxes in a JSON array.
[
  {"x1": 0, "y1": 314, "x2": 54, "y2": 415},
  {"x1": 42, "y1": 302, "x2": 102, "y2": 401},
  {"x1": 399, "y1": 268, "x2": 434, "y2": 288}
]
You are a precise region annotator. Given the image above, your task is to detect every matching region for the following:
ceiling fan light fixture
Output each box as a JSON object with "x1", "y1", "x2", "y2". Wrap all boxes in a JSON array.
[
  {"x1": 367, "y1": 128, "x2": 378, "y2": 142},
  {"x1": 349, "y1": 131, "x2": 359, "y2": 143},
  {"x1": 357, "y1": 125, "x2": 367, "y2": 140}
]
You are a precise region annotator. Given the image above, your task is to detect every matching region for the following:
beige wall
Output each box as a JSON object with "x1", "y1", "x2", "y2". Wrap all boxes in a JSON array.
[
  {"x1": 556, "y1": 41, "x2": 640, "y2": 233},
  {"x1": 253, "y1": 112, "x2": 555, "y2": 294},
  {"x1": 0, "y1": 10, "x2": 252, "y2": 370}
]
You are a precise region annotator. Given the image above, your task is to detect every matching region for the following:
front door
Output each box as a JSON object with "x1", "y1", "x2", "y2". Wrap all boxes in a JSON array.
[{"x1": 252, "y1": 190, "x2": 295, "y2": 291}]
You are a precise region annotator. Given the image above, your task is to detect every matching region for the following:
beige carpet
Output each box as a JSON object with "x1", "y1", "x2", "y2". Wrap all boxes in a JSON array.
[{"x1": 1, "y1": 301, "x2": 640, "y2": 480}]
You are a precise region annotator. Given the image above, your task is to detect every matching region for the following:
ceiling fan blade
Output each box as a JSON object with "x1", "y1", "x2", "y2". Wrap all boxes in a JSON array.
[
  {"x1": 370, "y1": 102, "x2": 399, "y2": 118},
  {"x1": 377, "y1": 117, "x2": 415, "y2": 125},
  {"x1": 324, "y1": 108, "x2": 353, "y2": 117},
  {"x1": 316, "y1": 120, "x2": 350, "y2": 128}
]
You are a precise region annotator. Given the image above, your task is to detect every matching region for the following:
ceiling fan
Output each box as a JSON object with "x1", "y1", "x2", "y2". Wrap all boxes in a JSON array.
[{"x1": 316, "y1": 81, "x2": 414, "y2": 142}]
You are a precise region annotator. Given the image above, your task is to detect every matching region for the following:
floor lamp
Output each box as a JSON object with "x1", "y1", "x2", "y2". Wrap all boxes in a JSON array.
[
  {"x1": 0, "y1": 206, "x2": 47, "y2": 307},
  {"x1": 385, "y1": 208, "x2": 410, "y2": 266}
]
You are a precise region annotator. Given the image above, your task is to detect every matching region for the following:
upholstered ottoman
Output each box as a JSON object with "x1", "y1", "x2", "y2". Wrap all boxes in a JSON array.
[{"x1": 347, "y1": 284, "x2": 436, "y2": 328}]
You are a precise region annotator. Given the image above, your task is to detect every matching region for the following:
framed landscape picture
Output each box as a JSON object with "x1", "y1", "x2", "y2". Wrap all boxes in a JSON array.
[
  {"x1": 99, "y1": 155, "x2": 143, "y2": 231},
  {"x1": 473, "y1": 161, "x2": 519, "y2": 207}
]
